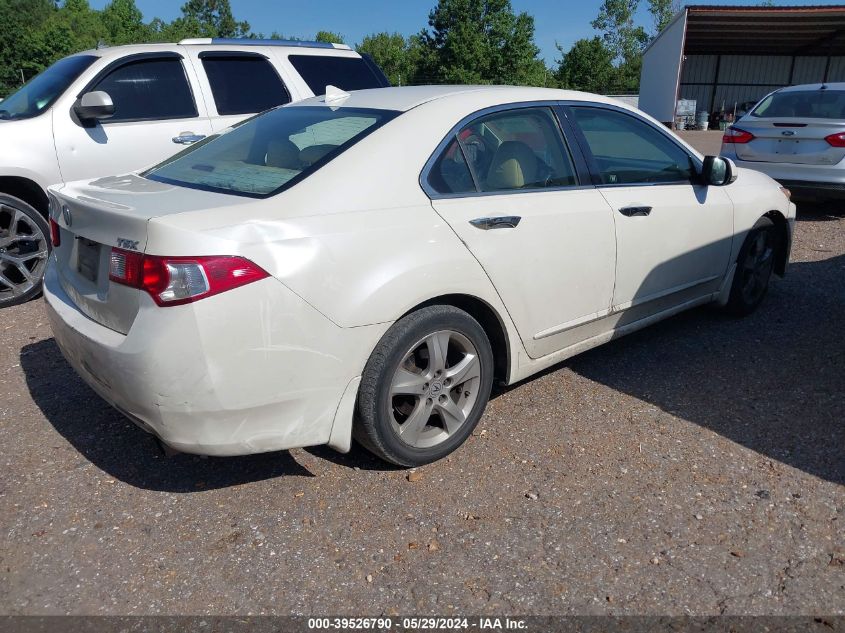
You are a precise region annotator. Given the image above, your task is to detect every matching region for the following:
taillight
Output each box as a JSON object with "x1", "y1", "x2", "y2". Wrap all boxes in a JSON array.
[
  {"x1": 722, "y1": 127, "x2": 755, "y2": 144},
  {"x1": 109, "y1": 249, "x2": 269, "y2": 307},
  {"x1": 49, "y1": 218, "x2": 61, "y2": 247},
  {"x1": 825, "y1": 132, "x2": 845, "y2": 147}
]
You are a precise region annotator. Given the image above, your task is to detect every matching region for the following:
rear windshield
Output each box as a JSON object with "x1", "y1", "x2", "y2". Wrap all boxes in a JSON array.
[
  {"x1": 145, "y1": 106, "x2": 397, "y2": 197},
  {"x1": 288, "y1": 55, "x2": 386, "y2": 95},
  {"x1": 751, "y1": 89, "x2": 845, "y2": 119},
  {"x1": 0, "y1": 55, "x2": 97, "y2": 120}
]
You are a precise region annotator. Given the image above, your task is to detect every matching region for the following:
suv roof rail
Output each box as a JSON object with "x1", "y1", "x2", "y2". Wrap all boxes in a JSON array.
[{"x1": 178, "y1": 37, "x2": 352, "y2": 51}]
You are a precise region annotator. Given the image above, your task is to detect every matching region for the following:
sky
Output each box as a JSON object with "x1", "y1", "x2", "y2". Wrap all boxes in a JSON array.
[{"x1": 87, "y1": 0, "x2": 845, "y2": 65}]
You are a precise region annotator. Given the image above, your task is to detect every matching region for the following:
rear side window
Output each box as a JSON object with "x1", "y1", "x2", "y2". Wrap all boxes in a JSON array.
[
  {"x1": 751, "y1": 90, "x2": 845, "y2": 119},
  {"x1": 92, "y1": 57, "x2": 196, "y2": 122},
  {"x1": 201, "y1": 55, "x2": 291, "y2": 115},
  {"x1": 288, "y1": 55, "x2": 384, "y2": 95},
  {"x1": 428, "y1": 138, "x2": 476, "y2": 195}
]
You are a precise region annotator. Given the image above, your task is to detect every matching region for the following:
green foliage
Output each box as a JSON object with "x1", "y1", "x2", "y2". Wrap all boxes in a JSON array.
[
  {"x1": 591, "y1": 0, "x2": 648, "y2": 65},
  {"x1": 171, "y1": 0, "x2": 250, "y2": 38},
  {"x1": 415, "y1": 0, "x2": 548, "y2": 86},
  {"x1": 647, "y1": 0, "x2": 680, "y2": 34},
  {"x1": 555, "y1": 37, "x2": 615, "y2": 93},
  {"x1": 315, "y1": 30, "x2": 344, "y2": 44},
  {"x1": 357, "y1": 32, "x2": 425, "y2": 86}
]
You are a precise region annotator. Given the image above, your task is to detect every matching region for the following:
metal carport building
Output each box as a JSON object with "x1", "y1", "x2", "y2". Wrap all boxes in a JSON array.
[{"x1": 639, "y1": 5, "x2": 845, "y2": 126}]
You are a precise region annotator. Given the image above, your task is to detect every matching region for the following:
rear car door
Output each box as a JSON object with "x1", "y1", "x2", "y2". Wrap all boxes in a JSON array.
[
  {"x1": 427, "y1": 104, "x2": 617, "y2": 359},
  {"x1": 187, "y1": 50, "x2": 295, "y2": 132},
  {"x1": 55, "y1": 52, "x2": 214, "y2": 182},
  {"x1": 567, "y1": 105, "x2": 734, "y2": 315}
]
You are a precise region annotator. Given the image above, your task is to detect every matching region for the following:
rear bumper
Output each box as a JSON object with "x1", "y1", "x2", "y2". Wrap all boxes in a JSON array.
[
  {"x1": 43, "y1": 260, "x2": 382, "y2": 456},
  {"x1": 722, "y1": 147, "x2": 845, "y2": 199}
]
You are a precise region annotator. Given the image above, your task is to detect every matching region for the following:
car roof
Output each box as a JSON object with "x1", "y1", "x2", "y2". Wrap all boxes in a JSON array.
[
  {"x1": 73, "y1": 40, "x2": 358, "y2": 62},
  {"x1": 289, "y1": 85, "x2": 627, "y2": 113},
  {"x1": 778, "y1": 82, "x2": 845, "y2": 93}
]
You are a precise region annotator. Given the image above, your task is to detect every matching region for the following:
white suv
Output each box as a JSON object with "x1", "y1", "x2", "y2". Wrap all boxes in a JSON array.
[{"x1": 0, "y1": 38, "x2": 388, "y2": 307}]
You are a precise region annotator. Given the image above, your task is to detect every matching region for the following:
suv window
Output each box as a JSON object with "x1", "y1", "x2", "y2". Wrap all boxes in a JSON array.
[
  {"x1": 288, "y1": 55, "x2": 385, "y2": 95},
  {"x1": 146, "y1": 106, "x2": 398, "y2": 197},
  {"x1": 92, "y1": 57, "x2": 196, "y2": 122},
  {"x1": 450, "y1": 107, "x2": 577, "y2": 193},
  {"x1": 201, "y1": 54, "x2": 291, "y2": 115},
  {"x1": 0, "y1": 55, "x2": 97, "y2": 121},
  {"x1": 570, "y1": 107, "x2": 693, "y2": 185}
]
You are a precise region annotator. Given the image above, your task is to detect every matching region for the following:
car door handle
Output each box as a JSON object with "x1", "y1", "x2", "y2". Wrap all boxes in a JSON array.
[
  {"x1": 618, "y1": 206, "x2": 652, "y2": 217},
  {"x1": 469, "y1": 216, "x2": 522, "y2": 230},
  {"x1": 172, "y1": 133, "x2": 206, "y2": 145}
]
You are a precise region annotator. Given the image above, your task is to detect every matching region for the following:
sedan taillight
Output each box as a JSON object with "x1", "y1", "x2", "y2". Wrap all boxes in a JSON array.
[
  {"x1": 49, "y1": 218, "x2": 61, "y2": 247},
  {"x1": 109, "y1": 248, "x2": 269, "y2": 307},
  {"x1": 825, "y1": 132, "x2": 845, "y2": 147},
  {"x1": 722, "y1": 127, "x2": 755, "y2": 144}
]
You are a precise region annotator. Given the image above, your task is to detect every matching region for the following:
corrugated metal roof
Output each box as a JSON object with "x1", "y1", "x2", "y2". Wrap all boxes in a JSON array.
[{"x1": 681, "y1": 4, "x2": 845, "y2": 55}]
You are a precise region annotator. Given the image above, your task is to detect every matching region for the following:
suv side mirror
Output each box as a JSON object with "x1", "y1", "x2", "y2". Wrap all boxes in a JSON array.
[
  {"x1": 701, "y1": 155, "x2": 736, "y2": 186},
  {"x1": 74, "y1": 91, "x2": 115, "y2": 122}
]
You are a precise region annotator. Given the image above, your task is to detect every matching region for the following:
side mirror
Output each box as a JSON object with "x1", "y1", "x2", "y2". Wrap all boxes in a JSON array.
[
  {"x1": 701, "y1": 155, "x2": 737, "y2": 186},
  {"x1": 74, "y1": 91, "x2": 115, "y2": 122}
]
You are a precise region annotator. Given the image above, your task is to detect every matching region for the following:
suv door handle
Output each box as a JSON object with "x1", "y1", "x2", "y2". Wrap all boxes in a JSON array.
[
  {"x1": 172, "y1": 133, "x2": 206, "y2": 145},
  {"x1": 469, "y1": 216, "x2": 522, "y2": 230},
  {"x1": 618, "y1": 206, "x2": 652, "y2": 217}
]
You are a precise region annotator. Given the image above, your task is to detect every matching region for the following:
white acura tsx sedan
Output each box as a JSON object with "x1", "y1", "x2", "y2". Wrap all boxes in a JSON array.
[{"x1": 44, "y1": 85, "x2": 795, "y2": 466}]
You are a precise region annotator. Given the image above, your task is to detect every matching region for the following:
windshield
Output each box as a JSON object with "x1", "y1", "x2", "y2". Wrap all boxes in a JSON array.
[
  {"x1": 751, "y1": 89, "x2": 845, "y2": 119},
  {"x1": 0, "y1": 55, "x2": 98, "y2": 121},
  {"x1": 146, "y1": 106, "x2": 398, "y2": 197}
]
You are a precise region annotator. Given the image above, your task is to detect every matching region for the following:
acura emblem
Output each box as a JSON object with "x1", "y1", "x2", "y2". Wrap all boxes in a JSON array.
[{"x1": 62, "y1": 205, "x2": 72, "y2": 227}]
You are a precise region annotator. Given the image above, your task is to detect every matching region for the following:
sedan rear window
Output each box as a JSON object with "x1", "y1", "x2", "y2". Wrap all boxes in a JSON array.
[
  {"x1": 145, "y1": 106, "x2": 397, "y2": 197},
  {"x1": 751, "y1": 90, "x2": 845, "y2": 119}
]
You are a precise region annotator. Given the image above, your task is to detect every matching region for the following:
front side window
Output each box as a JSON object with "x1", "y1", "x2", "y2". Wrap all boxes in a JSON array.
[
  {"x1": 751, "y1": 89, "x2": 845, "y2": 119},
  {"x1": 570, "y1": 107, "x2": 693, "y2": 185},
  {"x1": 288, "y1": 55, "x2": 385, "y2": 95},
  {"x1": 0, "y1": 55, "x2": 97, "y2": 120},
  {"x1": 146, "y1": 106, "x2": 397, "y2": 197},
  {"x1": 201, "y1": 55, "x2": 291, "y2": 116},
  {"x1": 92, "y1": 57, "x2": 196, "y2": 122}
]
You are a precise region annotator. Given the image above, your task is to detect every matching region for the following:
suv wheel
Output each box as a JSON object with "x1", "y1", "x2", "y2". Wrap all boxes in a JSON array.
[{"x1": 0, "y1": 194, "x2": 51, "y2": 308}]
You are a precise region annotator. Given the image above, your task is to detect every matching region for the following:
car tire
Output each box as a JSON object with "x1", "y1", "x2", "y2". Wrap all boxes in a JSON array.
[
  {"x1": 0, "y1": 194, "x2": 51, "y2": 309},
  {"x1": 354, "y1": 305, "x2": 494, "y2": 467},
  {"x1": 724, "y1": 216, "x2": 776, "y2": 317}
]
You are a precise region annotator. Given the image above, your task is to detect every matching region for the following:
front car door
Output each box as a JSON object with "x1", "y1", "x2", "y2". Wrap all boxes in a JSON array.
[
  {"x1": 566, "y1": 104, "x2": 734, "y2": 318},
  {"x1": 426, "y1": 104, "x2": 617, "y2": 359},
  {"x1": 55, "y1": 52, "x2": 213, "y2": 182}
]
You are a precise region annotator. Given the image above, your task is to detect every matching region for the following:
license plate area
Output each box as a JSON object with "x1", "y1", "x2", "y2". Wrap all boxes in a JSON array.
[{"x1": 77, "y1": 239, "x2": 101, "y2": 283}]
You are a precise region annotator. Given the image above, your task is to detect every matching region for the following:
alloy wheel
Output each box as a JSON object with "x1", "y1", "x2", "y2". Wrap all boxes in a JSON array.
[
  {"x1": 387, "y1": 330, "x2": 482, "y2": 449},
  {"x1": 0, "y1": 203, "x2": 50, "y2": 304}
]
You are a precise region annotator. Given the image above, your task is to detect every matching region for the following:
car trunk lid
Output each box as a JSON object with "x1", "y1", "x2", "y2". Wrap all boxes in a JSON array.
[
  {"x1": 50, "y1": 174, "x2": 241, "y2": 334},
  {"x1": 732, "y1": 118, "x2": 845, "y2": 165}
]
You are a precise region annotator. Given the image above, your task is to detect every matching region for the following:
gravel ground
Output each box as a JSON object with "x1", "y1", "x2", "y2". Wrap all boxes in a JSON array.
[{"x1": 1, "y1": 139, "x2": 843, "y2": 615}]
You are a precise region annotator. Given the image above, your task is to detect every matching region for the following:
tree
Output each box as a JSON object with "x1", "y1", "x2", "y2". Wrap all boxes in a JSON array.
[
  {"x1": 418, "y1": 0, "x2": 547, "y2": 86},
  {"x1": 357, "y1": 32, "x2": 424, "y2": 86},
  {"x1": 170, "y1": 0, "x2": 249, "y2": 39},
  {"x1": 591, "y1": 0, "x2": 648, "y2": 65},
  {"x1": 647, "y1": 0, "x2": 680, "y2": 33},
  {"x1": 555, "y1": 37, "x2": 616, "y2": 94},
  {"x1": 101, "y1": 0, "x2": 149, "y2": 45},
  {"x1": 315, "y1": 30, "x2": 344, "y2": 44}
]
